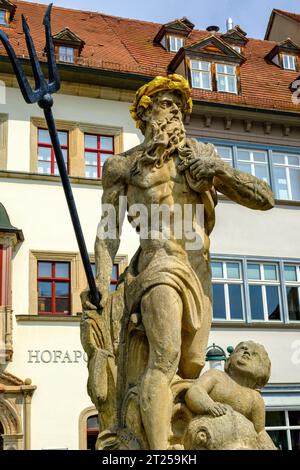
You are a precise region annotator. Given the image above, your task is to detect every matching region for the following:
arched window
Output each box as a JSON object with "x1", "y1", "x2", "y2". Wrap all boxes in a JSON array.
[{"x1": 87, "y1": 415, "x2": 99, "y2": 450}]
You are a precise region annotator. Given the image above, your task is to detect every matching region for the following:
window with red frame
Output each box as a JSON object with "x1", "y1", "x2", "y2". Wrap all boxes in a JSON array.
[
  {"x1": 38, "y1": 128, "x2": 69, "y2": 175},
  {"x1": 84, "y1": 134, "x2": 114, "y2": 178},
  {"x1": 86, "y1": 415, "x2": 99, "y2": 450},
  {"x1": 38, "y1": 261, "x2": 70, "y2": 314},
  {"x1": 91, "y1": 263, "x2": 119, "y2": 291}
]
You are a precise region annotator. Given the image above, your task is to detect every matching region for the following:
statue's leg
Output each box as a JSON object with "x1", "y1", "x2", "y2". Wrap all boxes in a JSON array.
[
  {"x1": 140, "y1": 284, "x2": 183, "y2": 450},
  {"x1": 179, "y1": 287, "x2": 212, "y2": 379}
]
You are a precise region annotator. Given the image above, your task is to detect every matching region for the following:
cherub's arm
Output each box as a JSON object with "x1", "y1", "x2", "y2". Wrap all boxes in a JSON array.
[
  {"x1": 94, "y1": 156, "x2": 127, "y2": 308},
  {"x1": 251, "y1": 394, "x2": 277, "y2": 449},
  {"x1": 185, "y1": 370, "x2": 227, "y2": 417}
]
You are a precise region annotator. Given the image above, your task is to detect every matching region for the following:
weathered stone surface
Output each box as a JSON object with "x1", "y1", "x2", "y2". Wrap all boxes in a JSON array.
[{"x1": 80, "y1": 74, "x2": 275, "y2": 450}]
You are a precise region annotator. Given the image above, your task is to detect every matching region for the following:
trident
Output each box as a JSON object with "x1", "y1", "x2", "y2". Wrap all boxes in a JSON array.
[{"x1": 0, "y1": 4, "x2": 100, "y2": 309}]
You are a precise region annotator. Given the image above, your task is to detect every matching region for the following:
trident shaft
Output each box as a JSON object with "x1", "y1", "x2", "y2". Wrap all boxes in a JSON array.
[{"x1": 0, "y1": 4, "x2": 100, "y2": 309}]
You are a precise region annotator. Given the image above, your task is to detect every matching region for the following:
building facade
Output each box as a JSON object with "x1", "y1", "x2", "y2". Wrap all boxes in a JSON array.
[{"x1": 0, "y1": 0, "x2": 299, "y2": 450}]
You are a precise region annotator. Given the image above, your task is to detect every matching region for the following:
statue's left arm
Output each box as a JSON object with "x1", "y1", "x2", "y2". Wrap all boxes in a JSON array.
[{"x1": 187, "y1": 142, "x2": 275, "y2": 211}]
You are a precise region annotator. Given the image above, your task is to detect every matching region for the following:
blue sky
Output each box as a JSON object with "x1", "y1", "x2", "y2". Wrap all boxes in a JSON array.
[{"x1": 28, "y1": 0, "x2": 300, "y2": 39}]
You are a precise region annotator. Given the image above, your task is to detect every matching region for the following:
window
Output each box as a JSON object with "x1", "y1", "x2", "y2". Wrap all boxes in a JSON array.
[
  {"x1": 266, "y1": 410, "x2": 300, "y2": 450},
  {"x1": 237, "y1": 149, "x2": 270, "y2": 184},
  {"x1": 273, "y1": 152, "x2": 300, "y2": 201},
  {"x1": 0, "y1": 10, "x2": 6, "y2": 25},
  {"x1": 284, "y1": 265, "x2": 300, "y2": 321},
  {"x1": 282, "y1": 54, "x2": 296, "y2": 71},
  {"x1": 37, "y1": 129, "x2": 68, "y2": 175},
  {"x1": 86, "y1": 415, "x2": 99, "y2": 450},
  {"x1": 216, "y1": 64, "x2": 237, "y2": 94},
  {"x1": 212, "y1": 261, "x2": 244, "y2": 321},
  {"x1": 84, "y1": 134, "x2": 114, "y2": 179},
  {"x1": 247, "y1": 263, "x2": 281, "y2": 321},
  {"x1": 91, "y1": 263, "x2": 119, "y2": 291},
  {"x1": 38, "y1": 261, "x2": 71, "y2": 315},
  {"x1": 169, "y1": 36, "x2": 184, "y2": 52},
  {"x1": 191, "y1": 60, "x2": 212, "y2": 90},
  {"x1": 59, "y1": 46, "x2": 74, "y2": 63},
  {"x1": 215, "y1": 145, "x2": 233, "y2": 166}
]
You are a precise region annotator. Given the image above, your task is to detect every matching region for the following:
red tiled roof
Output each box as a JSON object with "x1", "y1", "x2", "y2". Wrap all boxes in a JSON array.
[
  {"x1": 274, "y1": 9, "x2": 300, "y2": 23},
  {"x1": 0, "y1": 1, "x2": 299, "y2": 113}
]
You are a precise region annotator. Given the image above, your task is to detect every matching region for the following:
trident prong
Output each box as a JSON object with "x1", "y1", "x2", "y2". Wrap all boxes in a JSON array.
[{"x1": 0, "y1": 4, "x2": 100, "y2": 309}]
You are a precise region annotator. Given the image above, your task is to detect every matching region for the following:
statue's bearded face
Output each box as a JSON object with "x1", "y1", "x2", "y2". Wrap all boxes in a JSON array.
[
  {"x1": 226, "y1": 341, "x2": 271, "y2": 389},
  {"x1": 142, "y1": 90, "x2": 186, "y2": 151}
]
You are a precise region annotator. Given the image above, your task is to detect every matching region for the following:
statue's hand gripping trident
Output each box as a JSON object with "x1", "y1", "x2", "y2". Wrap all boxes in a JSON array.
[{"x1": 0, "y1": 4, "x2": 100, "y2": 309}]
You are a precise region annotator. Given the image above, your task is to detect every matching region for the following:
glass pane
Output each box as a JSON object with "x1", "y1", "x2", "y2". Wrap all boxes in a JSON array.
[
  {"x1": 253, "y1": 151, "x2": 267, "y2": 163},
  {"x1": 237, "y1": 149, "x2": 251, "y2": 161},
  {"x1": 38, "y1": 161, "x2": 51, "y2": 174},
  {"x1": 266, "y1": 286, "x2": 280, "y2": 321},
  {"x1": 91, "y1": 263, "x2": 96, "y2": 278},
  {"x1": 254, "y1": 164, "x2": 269, "y2": 183},
  {"x1": 55, "y1": 297, "x2": 70, "y2": 314},
  {"x1": 85, "y1": 152, "x2": 97, "y2": 166},
  {"x1": 227, "y1": 76, "x2": 236, "y2": 93},
  {"x1": 55, "y1": 263, "x2": 69, "y2": 278},
  {"x1": 284, "y1": 265, "x2": 297, "y2": 282},
  {"x1": 286, "y1": 287, "x2": 300, "y2": 321},
  {"x1": 247, "y1": 264, "x2": 261, "y2": 280},
  {"x1": 273, "y1": 153, "x2": 285, "y2": 164},
  {"x1": 85, "y1": 166, "x2": 98, "y2": 178},
  {"x1": 217, "y1": 74, "x2": 226, "y2": 92},
  {"x1": 216, "y1": 64, "x2": 225, "y2": 74},
  {"x1": 38, "y1": 129, "x2": 51, "y2": 144},
  {"x1": 100, "y1": 137, "x2": 113, "y2": 151},
  {"x1": 237, "y1": 162, "x2": 252, "y2": 175},
  {"x1": 211, "y1": 262, "x2": 223, "y2": 278},
  {"x1": 38, "y1": 146, "x2": 51, "y2": 161},
  {"x1": 228, "y1": 284, "x2": 243, "y2": 320},
  {"x1": 290, "y1": 169, "x2": 300, "y2": 201},
  {"x1": 100, "y1": 153, "x2": 111, "y2": 168},
  {"x1": 191, "y1": 60, "x2": 200, "y2": 70},
  {"x1": 38, "y1": 297, "x2": 52, "y2": 313},
  {"x1": 199, "y1": 61, "x2": 210, "y2": 71},
  {"x1": 38, "y1": 262, "x2": 52, "y2": 277},
  {"x1": 87, "y1": 415, "x2": 99, "y2": 430},
  {"x1": 227, "y1": 263, "x2": 240, "y2": 279},
  {"x1": 267, "y1": 430, "x2": 288, "y2": 450},
  {"x1": 216, "y1": 146, "x2": 232, "y2": 163},
  {"x1": 38, "y1": 281, "x2": 52, "y2": 297},
  {"x1": 110, "y1": 284, "x2": 117, "y2": 292},
  {"x1": 289, "y1": 410, "x2": 300, "y2": 426},
  {"x1": 212, "y1": 284, "x2": 226, "y2": 320},
  {"x1": 226, "y1": 65, "x2": 235, "y2": 75},
  {"x1": 85, "y1": 134, "x2": 98, "y2": 149},
  {"x1": 62, "y1": 149, "x2": 68, "y2": 163},
  {"x1": 112, "y1": 264, "x2": 118, "y2": 280},
  {"x1": 58, "y1": 131, "x2": 68, "y2": 146},
  {"x1": 274, "y1": 167, "x2": 289, "y2": 200},
  {"x1": 264, "y1": 264, "x2": 277, "y2": 281},
  {"x1": 266, "y1": 411, "x2": 286, "y2": 427},
  {"x1": 191, "y1": 71, "x2": 201, "y2": 88},
  {"x1": 287, "y1": 155, "x2": 300, "y2": 166},
  {"x1": 291, "y1": 430, "x2": 300, "y2": 450},
  {"x1": 55, "y1": 282, "x2": 69, "y2": 297},
  {"x1": 202, "y1": 72, "x2": 211, "y2": 90},
  {"x1": 249, "y1": 285, "x2": 264, "y2": 320}
]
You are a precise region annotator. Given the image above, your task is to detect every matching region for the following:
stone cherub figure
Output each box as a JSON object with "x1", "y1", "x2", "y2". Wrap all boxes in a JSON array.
[
  {"x1": 184, "y1": 341, "x2": 276, "y2": 449},
  {"x1": 81, "y1": 74, "x2": 275, "y2": 450}
]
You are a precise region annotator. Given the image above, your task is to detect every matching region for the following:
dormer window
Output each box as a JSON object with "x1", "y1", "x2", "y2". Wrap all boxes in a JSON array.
[
  {"x1": 216, "y1": 64, "x2": 237, "y2": 93},
  {"x1": 59, "y1": 46, "x2": 74, "y2": 64},
  {"x1": 191, "y1": 60, "x2": 212, "y2": 90},
  {"x1": 169, "y1": 36, "x2": 184, "y2": 52},
  {"x1": 0, "y1": 9, "x2": 6, "y2": 24},
  {"x1": 282, "y1": 53, "x2": 296, "y2": 70},
  {"x1": 231, "y1": 45, "x2": 241, "y2": 54}
]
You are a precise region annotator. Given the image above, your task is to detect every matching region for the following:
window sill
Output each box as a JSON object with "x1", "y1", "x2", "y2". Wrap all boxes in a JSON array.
[
  {"x1": 212, "y1": 321, "x2": 300, "y2": 329},
  {"x1": 0, "y1": 170, "x2": 103, "y2": 186},
  {"x1": 16, "y1": 314, "x2": 82, "y2": 323}
]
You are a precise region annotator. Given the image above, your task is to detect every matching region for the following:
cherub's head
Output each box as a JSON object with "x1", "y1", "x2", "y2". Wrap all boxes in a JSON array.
[{"x1": 224, "y1": 341, "x2": 271, "y2": 389}]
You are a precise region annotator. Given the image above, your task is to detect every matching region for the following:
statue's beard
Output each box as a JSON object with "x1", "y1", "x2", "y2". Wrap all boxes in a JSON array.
[{"x1": 141, "y1": 116, "x2": 186, "y2": 168}]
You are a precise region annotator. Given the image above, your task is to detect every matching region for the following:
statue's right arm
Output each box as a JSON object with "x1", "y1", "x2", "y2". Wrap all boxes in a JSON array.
[
  {"x1": 185, "y1": 370, "x2": 227, "y2": 417},
  {"x1": 94, "y1": 155, "x2": 127, "y2": 308}
]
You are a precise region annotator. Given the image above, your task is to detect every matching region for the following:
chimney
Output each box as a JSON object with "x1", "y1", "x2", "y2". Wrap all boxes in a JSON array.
[
  {"x1": 226, "y1": 17, "x2": 233, "y2": 31},
  {"x1": 206, "y1": 25, "x2": 220, "y2": 33}
]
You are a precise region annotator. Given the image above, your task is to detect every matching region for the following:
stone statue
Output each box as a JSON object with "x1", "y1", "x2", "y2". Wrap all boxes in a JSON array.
[{"x1": 80, "y1": 74, "x2": 275, "y2": 450}]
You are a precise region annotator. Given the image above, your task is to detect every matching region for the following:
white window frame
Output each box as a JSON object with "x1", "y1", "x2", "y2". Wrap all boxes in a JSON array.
[
  {"x1": 237, "y1": 148, "x2": 270, "y2": 184},
  {"x1": 169, "y1": 36, "x2": 184, "y2": 52},
  {"x1": 212, "y1": 260, "x2": 245, "y2": 321},
  {"x1": 273, "y1": 152, "x2": 300, "y2": 201},
  {"x1": 216, "y1": 63, "x2": 238, "y2": 94},
  {"x1": 284, "y1": 264, "x2": 300, "y2": 323},
  {"x1": 59, "y1": 46, "x2": 75, "y2": 64},
  {"x1": 247, "y1": 262, "x2": 282, "y2": 323},
  {"x1": 190, "y1": 60, "x2": 212, "y2": 91},
  {"x1": 266, "y1": 409, "x2": 300, "y2": 450},
  {"x1": 215, "y1": 145, "x2": 234, "y2": 166},
  {"x1": 282, "y1": 54, "x2": 296, "y2": 71}
]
